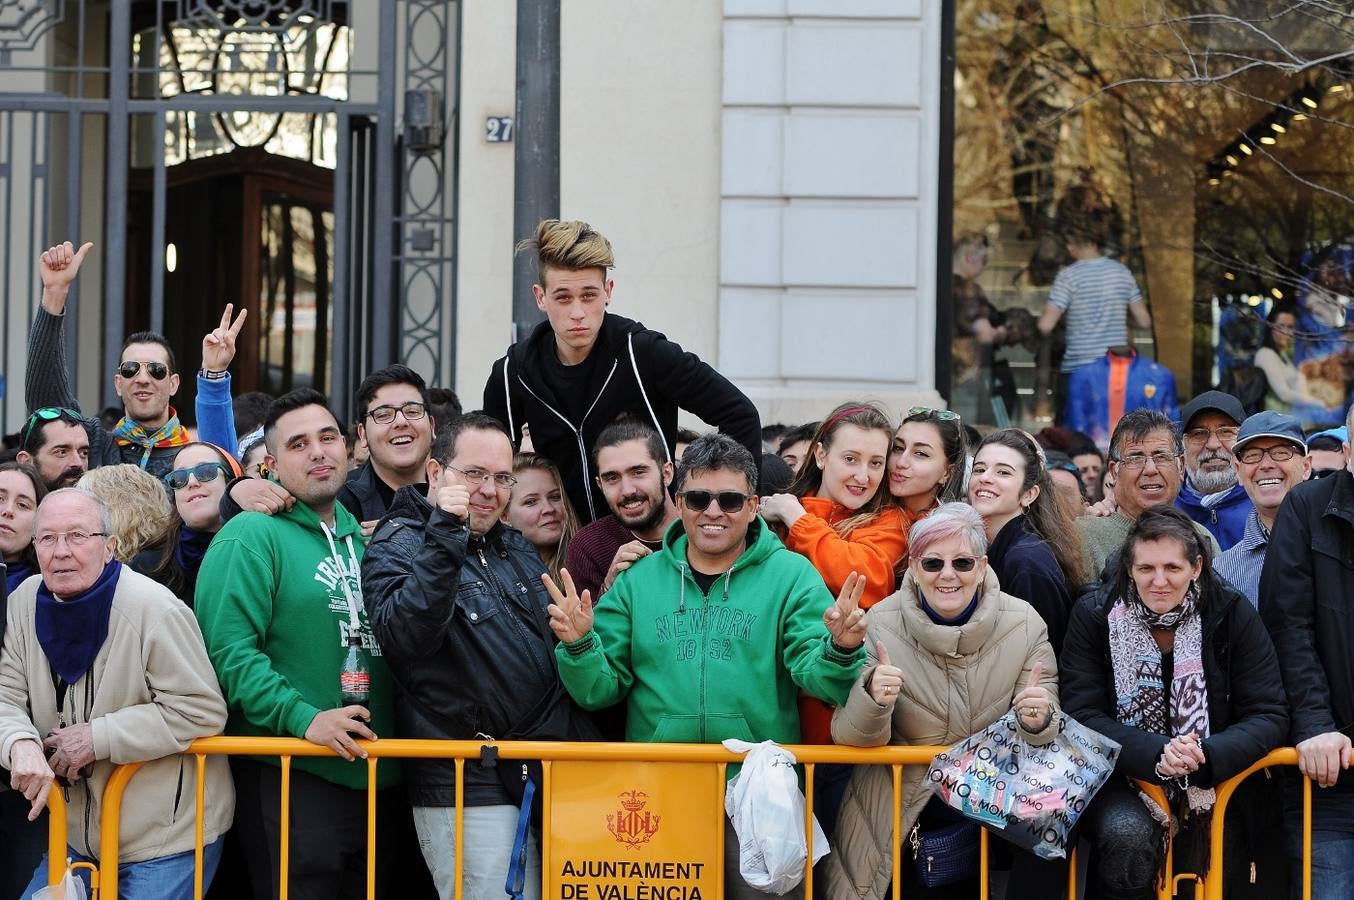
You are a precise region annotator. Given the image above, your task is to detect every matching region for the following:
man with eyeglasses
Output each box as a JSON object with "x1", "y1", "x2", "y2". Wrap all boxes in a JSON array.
[
  {"x1": 343, "y1": 364, "x2": 436, "y2": 531},
  {"x1": 1077, "y1": 409, "x2": 1221, "y2": 578},
  {"x1": 1260, "y1": 401, "x2": 1354, "y2": 899},
  {"x1": 27, "y1": 241, "x2": 243, "y2": 478},
  {"x1": 545, "y1": 433, "x2": 867, "y2": 900},
  {"x1": 362, "y1": 412, "x2": 598, "y2": 900},
  {"x1": 1212, "y1": 412, "x2": 1309, "y2": 608},
  {"x1": 16, "y1": 407, "x2": 91, "y2": 491},
  {"x1": 1173, "y1": 390, "x2": 1254, "y2": 551},
  {"x1": 0, "y1": 487, "x2": 234, "y2": 897}
]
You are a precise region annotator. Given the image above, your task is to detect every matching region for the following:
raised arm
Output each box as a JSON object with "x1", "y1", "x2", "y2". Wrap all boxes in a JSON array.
[
  {"x1": 362, "y1": 491, "x2": 472, "y2": 660},
  {"x1": 27, "y1": 241, "x2": 94, "y2": 413}
]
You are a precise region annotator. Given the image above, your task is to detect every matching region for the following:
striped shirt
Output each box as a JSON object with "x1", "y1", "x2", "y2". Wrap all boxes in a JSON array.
[{"x1": 1049, "y1": 256, "x2": 1144, "y2": 372}]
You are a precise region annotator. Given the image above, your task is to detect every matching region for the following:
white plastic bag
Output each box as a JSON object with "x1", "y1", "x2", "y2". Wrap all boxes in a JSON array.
[
  {"x1": 722, "y1": 738, "x2": 830, "y2": 895},
  {"x1": 32, "y1": 866, "x2": 88, "y2": 900}
]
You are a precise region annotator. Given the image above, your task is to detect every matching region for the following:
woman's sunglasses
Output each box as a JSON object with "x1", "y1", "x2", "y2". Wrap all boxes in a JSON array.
[
  {"x1": 117, "y1": 360, "x2": 170, "y2": 380},
  {"x1": 164, "y1": 462, "x2": 229, "y2": 491},
  {"x1": 918, "y1": 555, "x2": 978, "y2": 573},
  {"x1": 907, "y1": 406, "x2": 960, "y2": 422},
  {"x1": 678, "y1": 489, "x2": 752, "y2": 513}
]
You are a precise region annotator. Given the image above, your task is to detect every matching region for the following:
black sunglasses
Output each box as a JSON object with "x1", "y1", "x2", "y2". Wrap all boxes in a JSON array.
[
  {"x1": 21, "y1": 406, "x2": 82, "y2": 450},
  {"x1": 679, "y1": 489, "x2": 752, "y2": 513},
  {"x1": 118, "y1": 360, "x2": 170, "y2": 380},
  {"x1": 164, "y1": 462, "x2": 229, "y2": 491},
  {"x1": 918, "y1": 555, "x2": 978, "y2": 573}
]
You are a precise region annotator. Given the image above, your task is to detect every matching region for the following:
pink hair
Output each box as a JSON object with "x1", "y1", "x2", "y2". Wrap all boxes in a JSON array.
[{"x1": 907, "y1": 502, "x2": 988, "y2": 558}]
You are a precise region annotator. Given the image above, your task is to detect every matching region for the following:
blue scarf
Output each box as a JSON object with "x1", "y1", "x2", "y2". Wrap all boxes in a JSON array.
[
  {"x1": 921, "y1": 589, "x2": 981, "y2": 627},
  {"x1": 35, "y1": 560, "x2": 123, "y2": 685},
  {"x1": 174, "y1": 526, "x2": 213, "y2": 577},
  {"x1": 5, "y1": 558, "x2": 35, "y2": 595}
]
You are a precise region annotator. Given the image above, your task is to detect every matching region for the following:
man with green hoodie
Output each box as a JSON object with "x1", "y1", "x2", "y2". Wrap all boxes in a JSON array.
[
  {"x1": 195, "y1": 388, "x2": 398, "y2": 900},
  {"x1": 546, "y1": 433, "x2": 867, "y2": 900}
]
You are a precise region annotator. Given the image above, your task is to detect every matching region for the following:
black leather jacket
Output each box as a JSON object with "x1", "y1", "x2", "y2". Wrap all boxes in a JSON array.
[{"x1": 361, "y1": 486, "x2": 596, "y2": 806}]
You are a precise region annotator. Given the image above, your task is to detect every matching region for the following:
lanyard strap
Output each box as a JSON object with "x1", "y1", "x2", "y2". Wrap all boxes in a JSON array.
[{"x1": 505, "y1": 775, "x2": 537, "y2": 900}]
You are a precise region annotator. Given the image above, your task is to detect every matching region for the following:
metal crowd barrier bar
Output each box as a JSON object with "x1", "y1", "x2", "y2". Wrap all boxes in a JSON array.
[
  {"x1": 47, "y1": 736, "x2": 1121, "y2": 898},
  {"x1": 1202, "y1": 747, "x2": 1347, "y2": 900}
]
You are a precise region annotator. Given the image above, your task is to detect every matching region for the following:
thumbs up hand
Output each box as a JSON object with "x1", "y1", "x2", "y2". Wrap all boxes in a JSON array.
[
  {"x1": 866, "y1": 641, "x2": 905, "y2": 707},
  {"x1": 1011, "y1": 661, "x2": 1054, "y2": 732}
]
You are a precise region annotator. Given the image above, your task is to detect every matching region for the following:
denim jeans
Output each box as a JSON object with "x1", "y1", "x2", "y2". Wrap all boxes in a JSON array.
[
  {"x1": 413, "y1": 804, "x2": 540, "y2": 900},
  {"x1": 22, "y1": 838, "x2": 223, "y2": 900},
  {"x1": 1284, "y1": 778, "x2": 1354, "y2": 900}
]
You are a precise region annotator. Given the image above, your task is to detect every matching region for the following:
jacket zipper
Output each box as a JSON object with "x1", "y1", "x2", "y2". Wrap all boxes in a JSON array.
[
  {"x1": 477, "y1": 546, "x2": 552, "y2": 684},
  {"x1": 515, "y1": 362, "x2": 619, "y2": 521}
]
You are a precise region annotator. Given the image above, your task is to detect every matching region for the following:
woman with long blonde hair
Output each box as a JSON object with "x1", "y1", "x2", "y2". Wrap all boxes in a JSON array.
[{"x1": 503, "y1": 452, "x2": 580, "y2": 583}]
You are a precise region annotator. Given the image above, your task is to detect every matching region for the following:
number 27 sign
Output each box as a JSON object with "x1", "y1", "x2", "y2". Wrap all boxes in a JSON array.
[{"x1": 486, "y1": 116, "x2": 514, "y2": 143}]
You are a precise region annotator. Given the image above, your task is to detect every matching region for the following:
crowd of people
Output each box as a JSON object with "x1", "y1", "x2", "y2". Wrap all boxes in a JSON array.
[{"x1": 0, "y1": 220, "x2": 1350, "y2": 900}]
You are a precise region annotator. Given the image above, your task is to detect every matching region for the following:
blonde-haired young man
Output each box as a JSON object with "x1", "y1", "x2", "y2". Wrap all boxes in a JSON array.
[{"x1": 484, "y1": 218, "x2": 761, "y2": 523}]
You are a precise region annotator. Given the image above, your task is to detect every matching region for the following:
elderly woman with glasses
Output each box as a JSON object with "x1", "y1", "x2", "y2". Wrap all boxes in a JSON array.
[
  {"x1": 1060, "y1": 506, "x2": 1287, "y2": 899},
  {"x1": 823, "y1": 502, "x2": 1064, "y2": 900}
]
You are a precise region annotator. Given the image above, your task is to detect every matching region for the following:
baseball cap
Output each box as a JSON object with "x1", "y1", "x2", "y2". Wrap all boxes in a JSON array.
[
  {"x1": 1306, "y1": 425, "x2": 1348, "y2": 450},
  {"x1": 1233, "y1": 411, "x2": 1306, "y2": 454},
  {"x1": 1181, "y1": 390, "x2": 1246, "y2": 429}
]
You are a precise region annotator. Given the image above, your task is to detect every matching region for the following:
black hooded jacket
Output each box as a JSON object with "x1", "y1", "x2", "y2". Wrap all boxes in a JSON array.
[
  {"x1": 362, "y1": 485, "x2": 598, "y2": 806},
  {"x1": 483, "y1": 313, "x2": 761, "y2": 521}
]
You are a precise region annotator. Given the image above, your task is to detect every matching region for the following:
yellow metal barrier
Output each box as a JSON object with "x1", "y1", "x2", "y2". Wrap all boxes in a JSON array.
[{"x1": 51, "y1": 737, "x2": 1336, "y2": 900}]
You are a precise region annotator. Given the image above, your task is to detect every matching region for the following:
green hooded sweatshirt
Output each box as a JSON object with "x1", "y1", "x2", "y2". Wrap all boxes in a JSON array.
[
  {"x1": 195, "y1": 500, "x2": 397, "y2": 790},
  {"x1": 556, "y1": 517, "x2": 863, "y2": 748}
]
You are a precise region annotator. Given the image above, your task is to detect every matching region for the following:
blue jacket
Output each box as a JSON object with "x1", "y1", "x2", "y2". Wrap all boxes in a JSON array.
[
  {"x1": 1176, "y1": 480, "x2": 1253, "y2": 551},
  {"x1": 1064, "y1": 351, "x2": 1179, "y2": 451}
]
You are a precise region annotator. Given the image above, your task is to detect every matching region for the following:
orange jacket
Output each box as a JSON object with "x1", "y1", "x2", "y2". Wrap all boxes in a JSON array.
[
  {"x1": 788, "y1": 497, "x2": 908, "y2": 744},
  {"x1": 785, "y1": 497, "x2": 908, "y2": 608}
]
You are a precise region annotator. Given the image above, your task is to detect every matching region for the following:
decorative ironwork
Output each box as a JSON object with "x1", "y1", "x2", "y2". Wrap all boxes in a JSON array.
[
  {"x1": 173, "y1": 0, "x2": 337, "y2": 33},
  {"x1": 397, "y1": 0, "x2": 453, "y2": 384},
  {"x1": 0, "y1": 0, "x2": 67, "y2": 63}
]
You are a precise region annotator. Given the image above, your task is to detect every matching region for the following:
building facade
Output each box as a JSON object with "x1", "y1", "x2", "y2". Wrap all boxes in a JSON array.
[{"x1": 4, "y1": 1, "x2": 1349, "y2": 438}]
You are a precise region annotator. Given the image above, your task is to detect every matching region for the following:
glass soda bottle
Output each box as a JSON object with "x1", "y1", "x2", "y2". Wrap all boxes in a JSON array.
[{"x1": 340, "y1": 632, "x2": 371, "y2": 708}]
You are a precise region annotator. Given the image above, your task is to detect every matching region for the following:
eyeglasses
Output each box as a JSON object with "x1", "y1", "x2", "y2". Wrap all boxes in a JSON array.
[
  {"x1": 117, "y1": 360, "x2": 170, "y2": 380},
  {"x1": 679, "y1": 489, "x2": 752, "y2": 513},
  {"x1": 164, "y1": 462, "x2": 230, "y2": 491},
  {"x1": 21, "y1": 407, "x2": 82, "y2": 450},
  {"x1": 1236, "y1": 444, "x2": 1301, "y2": 465},
  {"x1": 908, "y1": 407, "x2": 961, "y2": 422},
  {"x1": 1113, "y1": 450, "x2": 1179, "y2": 470},
  {"x1": 365, "y1": 401, "x2": 427, "y2": 425},
  {"x1": 446, "y1": 464, "x2": 517, "y2": 489},
  {"x1": 35, "y1": 530, "x2": 108, "y2": 550},
  {"x1": 1184, "y1": 426, "x2": 1240, "y2": 446},
  {"x1": 918, "y1": 555, "x2": 979, "y2": 573}
]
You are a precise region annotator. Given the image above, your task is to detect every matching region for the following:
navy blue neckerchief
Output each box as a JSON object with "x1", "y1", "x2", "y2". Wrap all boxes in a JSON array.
[
  {"x1": 921, "y1": 588, "x2": 981, "y2": 627},
  {"x1": 36, "y1": 559, "x2": 123, "y2": 685}
]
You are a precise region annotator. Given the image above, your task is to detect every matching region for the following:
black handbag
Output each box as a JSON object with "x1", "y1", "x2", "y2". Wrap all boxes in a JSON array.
[{"x1": 908, "y1": 820, "x2": 981, "y2": 888}]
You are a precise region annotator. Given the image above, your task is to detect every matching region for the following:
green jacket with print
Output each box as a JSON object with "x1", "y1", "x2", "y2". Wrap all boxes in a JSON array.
[{"x1": 556, "y1": 517, "x2": 864, "y2": 747}]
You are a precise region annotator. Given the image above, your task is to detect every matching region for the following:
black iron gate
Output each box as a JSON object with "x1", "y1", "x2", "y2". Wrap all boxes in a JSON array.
[{"x1": 0, "y1": 0, "x2": 454, "y2": 428}]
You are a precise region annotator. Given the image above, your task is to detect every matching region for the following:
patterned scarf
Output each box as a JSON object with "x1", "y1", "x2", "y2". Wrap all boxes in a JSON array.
[
  {"x1": 1107, "y1": 581, "x2": 1215, "y2": 871},
  {"x1": 112, "y1": 408, "x2": 191, "y2": 468}
]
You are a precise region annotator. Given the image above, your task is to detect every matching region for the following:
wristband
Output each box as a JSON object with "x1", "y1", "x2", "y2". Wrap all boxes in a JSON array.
[{"x1": 200, "y1": 367, "x2": 229, "y2": 381}]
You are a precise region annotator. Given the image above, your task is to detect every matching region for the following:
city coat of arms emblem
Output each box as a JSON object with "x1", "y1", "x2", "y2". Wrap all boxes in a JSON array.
[{"x1": 607, "y1": 790, "x2": 661, "y2": 849}]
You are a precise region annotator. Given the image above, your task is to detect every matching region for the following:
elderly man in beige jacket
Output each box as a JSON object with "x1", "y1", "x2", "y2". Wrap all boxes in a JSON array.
[{"x1": 0, "y1": 488, "x2": 233, "y2": 898}]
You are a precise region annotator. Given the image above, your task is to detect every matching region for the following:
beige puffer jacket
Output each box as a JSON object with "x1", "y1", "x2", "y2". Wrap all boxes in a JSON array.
[{"x1": 822, "y1": 568, "x2": 1059, "y2": 900}]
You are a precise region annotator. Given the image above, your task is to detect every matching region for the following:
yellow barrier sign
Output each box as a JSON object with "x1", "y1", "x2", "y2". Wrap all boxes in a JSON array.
[{"x1": 549, "y1": 761, "x2": 723, "y2": 900}]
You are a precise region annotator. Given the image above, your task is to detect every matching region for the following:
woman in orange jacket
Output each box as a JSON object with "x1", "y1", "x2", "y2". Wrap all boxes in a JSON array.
[{"x1": 760, "y1": 402, "x2": 907, "y2": 746}]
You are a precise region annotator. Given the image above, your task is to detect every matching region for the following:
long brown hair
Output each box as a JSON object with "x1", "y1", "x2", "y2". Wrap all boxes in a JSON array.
[
  {"x1": 975, "y1": 429, "x2": 1089, "y2": 588},
  {"x1": 0, "y1": 460, "x2": 46, "y2": 572},
  {"x1": 510, "y1": 452, "x2": 580, "y2": 582},
  {"x1": 785, "y1": 402, "x2": 894, "y2": 539}
]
